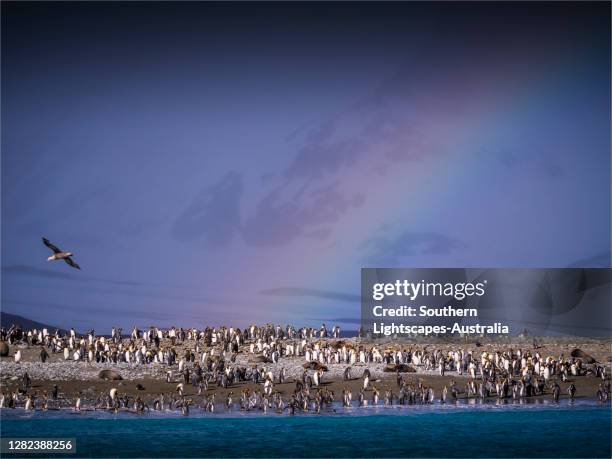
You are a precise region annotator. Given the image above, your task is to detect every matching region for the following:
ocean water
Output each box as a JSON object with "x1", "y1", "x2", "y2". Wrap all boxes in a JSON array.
[{"x1": 1, "y1": 403, "x2": 610, "y2": 458}]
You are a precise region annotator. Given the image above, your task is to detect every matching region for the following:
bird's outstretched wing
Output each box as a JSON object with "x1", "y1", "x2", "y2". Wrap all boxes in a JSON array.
[
  {"x1": 42, "y1": 237, "x2": 61, "y2": 254},
  {"x1": 64, "y1": 257, "x2": 81, "y2": 270}
]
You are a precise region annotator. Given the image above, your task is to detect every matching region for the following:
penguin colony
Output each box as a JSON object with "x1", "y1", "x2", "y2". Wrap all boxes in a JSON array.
[{"x1": 1, "y1": 323, "x2": 609, "y2": 414}]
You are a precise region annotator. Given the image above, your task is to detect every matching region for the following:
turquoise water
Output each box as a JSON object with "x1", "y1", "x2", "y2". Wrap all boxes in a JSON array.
[{"x1": 2, "y1": 404, "x2": 610, "y2": 458}]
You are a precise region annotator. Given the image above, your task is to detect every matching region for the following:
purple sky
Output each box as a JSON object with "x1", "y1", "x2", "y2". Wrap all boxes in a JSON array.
[{"x1": 1, "y1": 2, "x2": 610, "y2": 332}]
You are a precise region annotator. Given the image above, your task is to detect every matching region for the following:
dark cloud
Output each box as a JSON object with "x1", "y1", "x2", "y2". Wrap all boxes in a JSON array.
[
  {"x1": 173, "y1": 48, "x2": 499, "y2": 249},
  {"x1": 284, "y1": 137, "x2": 368, "y2": 180},
  {"x1": 2, "y1": 265, "x2": 238, "y2": 307},
  {"x1": 173, "y1": 171, "x2": 243, "y2": 246},
  {"x1": 363, "y1": 231, "x2": 465, "y2": 265},
  {"x1": 248, "y1": 80, "x2": 411, "y2": 244},
  {"x1": 2, "y1": 265, "x2": 142, "y2": 287},
  {"x1": 241, "y1": 182, "x2": 365, "y2": 246},
  {"x1": 487, "y1": 150, "x2": 566, "y2": 180},
  {"x1": 237, "y1": 180, "x2": 360, "y2": 247},
  {"x1": 260, "y1": 287, "x2": 360, "y2": 303},
  {"x1": 1, "y1": 300, "x2": 226, "y2": 329},
  {"x1": 1, "y1": 299, "x2": 175, "y2": 322},
  {"x1": 182, "y1": 60, "x2": 446, "y2": 249}
]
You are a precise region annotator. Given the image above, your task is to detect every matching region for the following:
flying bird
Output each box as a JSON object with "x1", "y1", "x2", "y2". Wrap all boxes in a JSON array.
[{"x1": 42, "y1": 237, "x2": 81, "y2": 270}]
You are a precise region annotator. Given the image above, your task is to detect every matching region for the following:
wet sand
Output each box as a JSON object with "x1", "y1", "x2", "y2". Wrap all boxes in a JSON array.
[{"x1": 3, "y1": 372, "x2": 605, "y2": 408}]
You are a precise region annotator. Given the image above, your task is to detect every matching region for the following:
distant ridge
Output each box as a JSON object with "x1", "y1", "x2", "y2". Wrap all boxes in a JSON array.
[{"x1": 0, "y1": 311, "x2": 68, "y2": 334}]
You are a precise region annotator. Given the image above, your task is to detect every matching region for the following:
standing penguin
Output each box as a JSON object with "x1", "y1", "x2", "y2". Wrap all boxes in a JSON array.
[
  {"x1": 278, "y1": 367, "x2": 285, "y2": 384},
  {"x1": 568, "y1": 383, "x2": 576, "y2": 400},
  {"x1": 372, "y1": 386, "x2": 380, "y2": 405},
  {"x1": 552, "y1": 382, "x2": 560, "y2": 402},
  {"x1": 313, "y1": 370, "x2": 322, "y2": 387},
  {"x1": 24, "y1": 394, "x2": 33, "y2": 411},
  {"x1": 358, "y1": 389, "x2": 366, "y2": 406},
  {"x1": 22, "y1": 372, "x2": 31, "y2": 390},
  {"x1": 362, "y1": 370, "x2": 370, "y2": 390},
  {"x1": 181, "y1": 399, "x2": 190, "y2": 416},
  {"x1": 14, "y1": 350, "x2": 21, "y2": 363}
]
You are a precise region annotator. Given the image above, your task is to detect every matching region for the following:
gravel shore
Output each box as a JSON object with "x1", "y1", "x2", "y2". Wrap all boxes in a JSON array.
[{"x1": 1, "y1": 337, "x2": 610, "y2": 410}]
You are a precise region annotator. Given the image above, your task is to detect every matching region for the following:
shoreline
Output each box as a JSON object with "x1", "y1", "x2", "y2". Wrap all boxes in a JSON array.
[
  {"x1": 2, "y1": 397, "x2": 608, "y2": 418},
  {"x1": 2, "y1": 335, "x2": 610, "y2": 415}
]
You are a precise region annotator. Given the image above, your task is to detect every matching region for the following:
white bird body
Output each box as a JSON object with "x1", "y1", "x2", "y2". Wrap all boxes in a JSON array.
[
  {"x1": 42, "y1": 238, "x2": 80, "y2": 269},
  {"x1": 47, "y1": 251, "x2": 73, "y2": 261}
]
